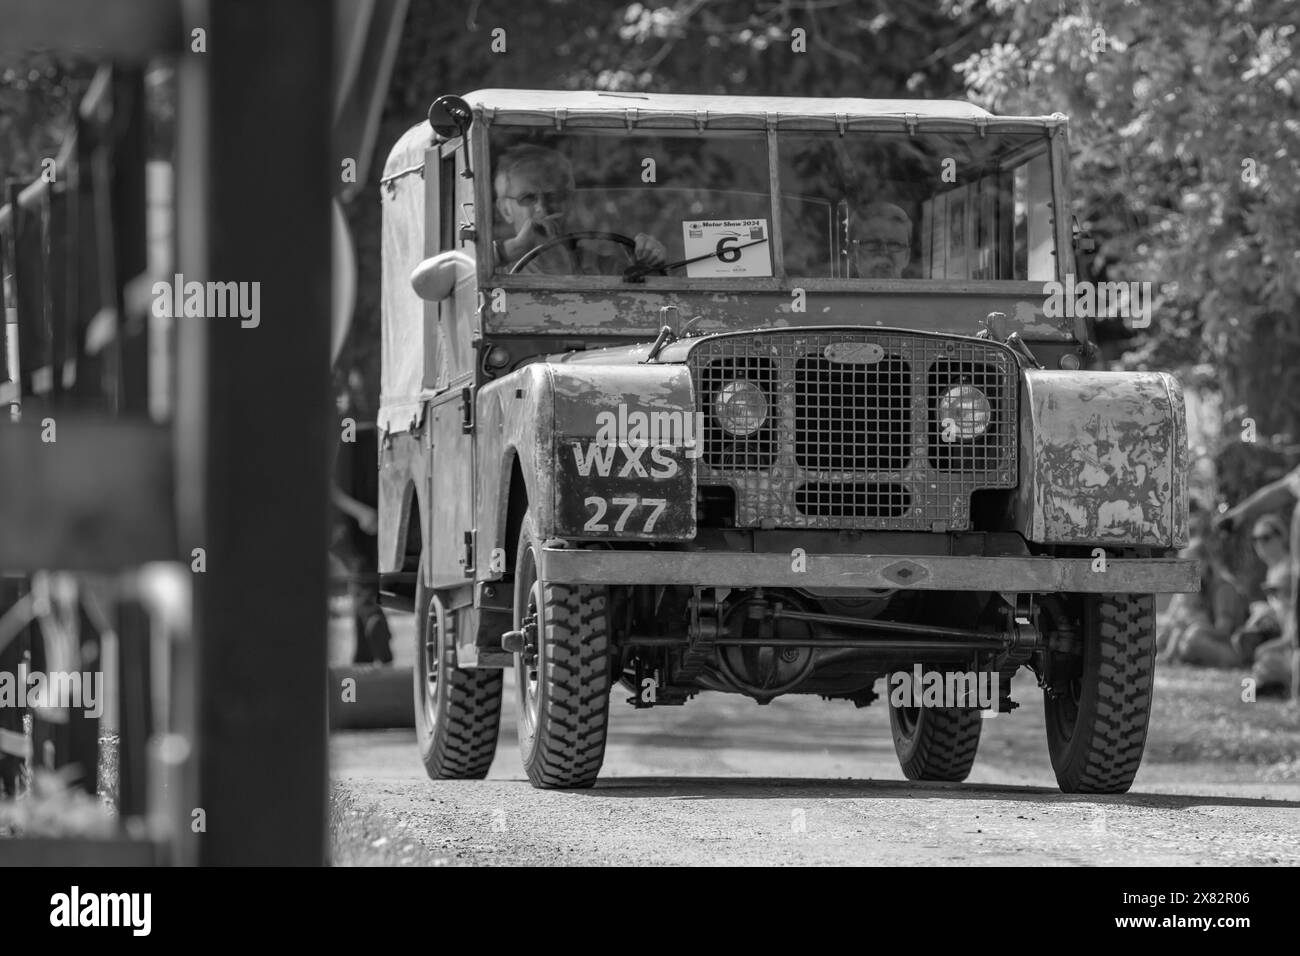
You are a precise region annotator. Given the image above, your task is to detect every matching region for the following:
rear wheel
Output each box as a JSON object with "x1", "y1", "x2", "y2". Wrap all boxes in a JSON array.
[
  {"x1": 413, "y1": 557, "x2": 502, "y2": 779},
  {"x1": 1043, "y1": 593, "x2": 1156, "y2": 794},
  {"x1": 887, "y1": 683, "x2": 983, "y2": 782},
  {"x1": 513, "y1": 516, "x2": 610, "y2": 789}
]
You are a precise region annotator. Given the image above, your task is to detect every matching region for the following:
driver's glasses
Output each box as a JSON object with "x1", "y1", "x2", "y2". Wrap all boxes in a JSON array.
[
  {"x1": 502, "y1": 189, "x2": 572, "y2": 208},
  {"x1": 852, "y1": 239, "x2": 909, "y2": 256}
]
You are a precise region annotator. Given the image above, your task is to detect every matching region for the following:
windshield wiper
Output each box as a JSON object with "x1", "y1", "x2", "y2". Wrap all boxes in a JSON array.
[
  {"x1": 979, "y1": 311, "x2": 1043, "y2": 368},
  {"x1": 622, "y1": 236, "x2": 770, "y2": 282}
]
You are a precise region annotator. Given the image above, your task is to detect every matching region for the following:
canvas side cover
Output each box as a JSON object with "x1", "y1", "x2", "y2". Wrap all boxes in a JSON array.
[{"x1": 379, "y1": 122, "x2": 432, "y2": 434}]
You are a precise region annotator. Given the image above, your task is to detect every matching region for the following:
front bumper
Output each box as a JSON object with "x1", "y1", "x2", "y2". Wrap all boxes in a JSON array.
[{"x1": 540, "y1": 549, "x2": 1200, "y2": 593}]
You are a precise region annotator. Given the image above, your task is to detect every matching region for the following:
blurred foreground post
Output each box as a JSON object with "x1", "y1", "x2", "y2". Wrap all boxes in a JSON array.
[{"x1": 177, "y1": 0, "x2": 333, "y2": 865}]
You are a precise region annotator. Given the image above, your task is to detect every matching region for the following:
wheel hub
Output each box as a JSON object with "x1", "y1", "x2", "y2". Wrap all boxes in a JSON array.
[{"x1": 518, "y1": 612, "x2": 539, "y2": 666}]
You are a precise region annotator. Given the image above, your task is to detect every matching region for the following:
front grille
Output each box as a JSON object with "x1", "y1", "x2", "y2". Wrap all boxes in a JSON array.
[
  {"x1": 795, "y1": 356, "x2": 911, "y2": 471},
  {"x1": 687, "y1": 330, "x2": 1017, "y2": 531},
  {"x1": 795, "y1": 482, "x2": 912, "y2": 519}
]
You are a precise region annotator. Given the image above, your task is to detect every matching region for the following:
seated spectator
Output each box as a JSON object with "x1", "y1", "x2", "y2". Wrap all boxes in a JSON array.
[
  {"x1": 1253, "y1": 627, "x2": 1296, "y2": 696},
  {"x1": 1157, "y1": 501, "x2": 1247, "y2": 667},
  {"x1": 1230, "y1": 515, "x2": 1290, "y2": 665},
  {"x1": 1216, "y1": 465, "x2": 1300, "y2": 698}
]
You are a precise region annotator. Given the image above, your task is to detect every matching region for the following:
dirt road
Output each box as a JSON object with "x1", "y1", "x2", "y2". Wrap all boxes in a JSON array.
[{"x1": 329, "y1": 611, "x2": 1300, "y2": 866}]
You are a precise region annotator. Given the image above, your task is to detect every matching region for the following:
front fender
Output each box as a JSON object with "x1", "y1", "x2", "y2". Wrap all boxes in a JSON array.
[
  {"x1": 1013, "y1": 369, "x2": 1188, "y2": 548},
  {"x1": 547, "y1": 363, "x2": 697, "y2": 541},
  {"x1": 476, "y1": 361, "x2": 698, "y2": 577},
  {"x1": 477, "y1": 364, "x2": 554, "y2": 574}
]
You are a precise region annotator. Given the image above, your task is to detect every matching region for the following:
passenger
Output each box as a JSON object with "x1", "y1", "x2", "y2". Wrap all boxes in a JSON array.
[
  {"x1": 851, "y1": 201, "x2": 913, "y2": 279},
  {"x1": 492, "y1": 145, "x2": 667, "y2": 275}
]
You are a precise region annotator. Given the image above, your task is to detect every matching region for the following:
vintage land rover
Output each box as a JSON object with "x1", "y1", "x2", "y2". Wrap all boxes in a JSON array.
[{"x1": 378, "y1": 90, "x2": 1197, "y2": 793}]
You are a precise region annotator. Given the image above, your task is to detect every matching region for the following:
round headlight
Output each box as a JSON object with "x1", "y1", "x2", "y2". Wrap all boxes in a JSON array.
[
  {"x1": 713, "y1": 380, "x2": 768, "y2": 437},
  {"x1": 937, "y1": 385, "x2": 991, "y2": 441}
]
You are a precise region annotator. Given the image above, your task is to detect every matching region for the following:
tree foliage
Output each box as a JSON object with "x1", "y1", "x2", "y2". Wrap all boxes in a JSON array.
[{"x1": 946, "y1": 0, "x2": 1300, "y2": 448}]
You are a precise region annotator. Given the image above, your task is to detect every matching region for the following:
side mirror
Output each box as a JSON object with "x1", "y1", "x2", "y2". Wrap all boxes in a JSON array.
[
  {"x1": 428, "y1": 95, "x2": 472, "y2": 142},
  {"x1": 410, "y1": 250, "x2": 473, "y2": 303}
]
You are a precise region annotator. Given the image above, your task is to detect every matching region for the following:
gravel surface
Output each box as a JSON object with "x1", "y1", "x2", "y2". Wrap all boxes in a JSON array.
[{"x1": 330, "y1": 611, "x2": 1300, "y2": 865}]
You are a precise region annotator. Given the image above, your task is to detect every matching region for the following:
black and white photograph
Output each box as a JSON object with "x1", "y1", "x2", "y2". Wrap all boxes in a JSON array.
[{"x1": 0, "y1": 0, "x2": 1295, "y2": 918}]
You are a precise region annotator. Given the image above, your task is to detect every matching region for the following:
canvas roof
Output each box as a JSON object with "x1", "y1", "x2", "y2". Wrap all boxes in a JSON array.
[{"x1": 460, "y1": 89, "x2": 1067, "y2": 130}]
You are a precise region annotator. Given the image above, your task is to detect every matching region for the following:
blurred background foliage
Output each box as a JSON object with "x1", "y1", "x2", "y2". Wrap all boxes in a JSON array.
[
  {"x1": 0, "y1": 52, "x2": 94, "y2": 186},
  {"x1": 2, "y1": 0, "x2": 1296, "y2": 502}
]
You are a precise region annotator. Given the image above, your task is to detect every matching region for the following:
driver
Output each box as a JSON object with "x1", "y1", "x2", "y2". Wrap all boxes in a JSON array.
[{"x1": 492, "y1": 145, "x2": 668, "y2": 274}]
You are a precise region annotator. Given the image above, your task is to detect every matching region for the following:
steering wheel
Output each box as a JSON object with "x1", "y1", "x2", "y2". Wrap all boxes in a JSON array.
[{"x1": 508, "y1": 230, "x2": 666, "y2": 276}]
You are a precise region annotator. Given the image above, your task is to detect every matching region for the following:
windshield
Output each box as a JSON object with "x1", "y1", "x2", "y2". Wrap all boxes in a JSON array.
[
  {"x1": 782, "y1": 131, "x2": 1055, "y2": 281},
  {"x1": 487, "y1": 127, "x2": 1056, "y2": 282}
]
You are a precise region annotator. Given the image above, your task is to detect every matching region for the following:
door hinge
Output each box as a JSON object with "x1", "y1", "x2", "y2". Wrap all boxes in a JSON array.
[
  {"x1": 462, "y1": 530, "x2": 475, "y2": 576},
  {"x1": 461, "y1": 385, "x2": 474, "y2": 433}
]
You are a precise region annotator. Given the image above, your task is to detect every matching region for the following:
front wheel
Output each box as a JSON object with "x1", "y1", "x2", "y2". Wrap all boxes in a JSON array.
[
  {"x1": 513, "y1": 516, "x2": 611, "y2": 789},
  {"x1": 1043, "y1": 593, "x2": 1156, "y2": 794}
]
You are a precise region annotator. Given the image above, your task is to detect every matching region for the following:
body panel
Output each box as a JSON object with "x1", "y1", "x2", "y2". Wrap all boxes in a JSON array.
[
  {"x1": 475, "y1": 364, "x2": 554, "y2": 574},
  {"x1": 479, "y1": 286, "x2": 1082, "y2": 344},
  {"x1": 378, "y1": 124, "x2": 431, "y2": 435},
  {"x1": 377, "y1": 424, "x2": 424, "y2": 574},
  {"x1": 1014, "y1": 370, "x2": 1186, "y2": 547},
  {"x1": 548, "y1": 364, "x2": 698, "y2": 541},
  {"x1": 427, "y1": 389, "x2": 475, "y2": 587}
]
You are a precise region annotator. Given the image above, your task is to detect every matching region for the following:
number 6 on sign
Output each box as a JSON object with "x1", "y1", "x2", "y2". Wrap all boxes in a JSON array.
[
  {"x1": 584, "y1": 496, "x2": 668, "y2": 533},
  {"x1": 681, "y1": 219, "x2": 771, "y2": 277}
]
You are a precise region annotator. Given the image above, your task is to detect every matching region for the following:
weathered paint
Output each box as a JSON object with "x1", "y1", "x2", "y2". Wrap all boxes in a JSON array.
[
  {"x1": 547, "y1": 364, "x2": 693, "y2": 431},
  {"x1": 548, "y1": 364, "x2": 697, "y2": 541},
  {"x1": 1014, "y1": 370, "x2": 1187, "y2": 547},
  {"x1": 475, "y1": 361, "x2": 697, "y2": 573},
  {"x1": 480, "y1": 287, "x2": 1077, "y2": 343},
  {"x1": 376, "y1": 424, "x2": 425, "y2": 574},
  {"x1": 1166, "y1": 375, "x2": 1190, "y2": 547},
  {"x1": 427, "y1": 390, "x2": 476, "y2": 588},
  {"x1": 540, "y1": 549, "x2": 1200, "y2": 593},
  {"x1": 476, "y1": 364, "x2": 554, "y2": 575}
]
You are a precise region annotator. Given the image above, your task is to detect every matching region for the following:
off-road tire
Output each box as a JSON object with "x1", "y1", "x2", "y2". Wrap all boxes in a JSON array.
[
  {"x1": 414, "y1": 558, "x2": 502, "y2": 779},
  {"x1": 888, "y1": 692, "x2": 983, "y2": 782},
  {"x1": 1044, "y1": 593, "x2": 1156, "y2": 794},
  {"x1": 514, "y1": 516, "x2": 610, "y2": 789}
]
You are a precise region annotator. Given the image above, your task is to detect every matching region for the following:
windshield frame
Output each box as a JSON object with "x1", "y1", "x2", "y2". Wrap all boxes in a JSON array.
[{"x1": 471, "y1": 114, "x2": 1072, "y2": 295}]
